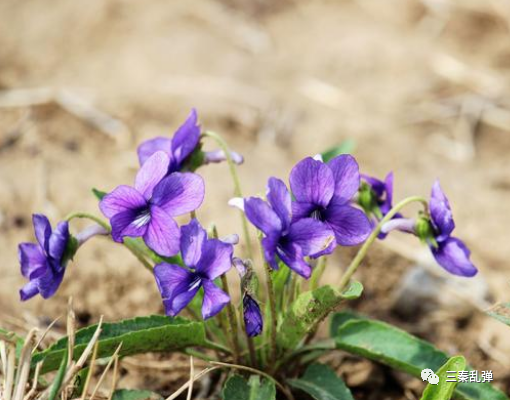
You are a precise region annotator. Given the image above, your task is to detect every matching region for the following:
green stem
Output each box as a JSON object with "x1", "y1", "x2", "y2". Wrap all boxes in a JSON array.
[
  {"x1": 65, "y1": 212, "x2": 153, "y2": 271},
  {"x1": 221, "y1": 274, "x2": 241, "y2": 364},
  {"x1": 122, "y1": 238, "x2": 154, "y2": 271},
  {"x1": 310, "y1": 257, "x2": 327, "y2": 291},
  {"x1": 201, "y1": 340, "x2": 232, "y2": 355},
  {"x1": 65, "y1": 212, "x2": 111, "y2": 232},
  {"x1": 203, "y1": 131, "x2": 253, "y2": 260},
  {"x1": 264, "y1": 262, "x2": 278, "y2": 367},
  {"x1": 338, "y1": 196, "x2": 428, "y2": 289},
  {"x1": 246, "y1": 335, "x2": 257, "y2": 368}
]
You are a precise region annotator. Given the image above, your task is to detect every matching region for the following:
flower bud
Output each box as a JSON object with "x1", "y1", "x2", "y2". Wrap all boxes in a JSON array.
[{"x1": 243, "y1": 294, "x2": 263, "y2": 337}]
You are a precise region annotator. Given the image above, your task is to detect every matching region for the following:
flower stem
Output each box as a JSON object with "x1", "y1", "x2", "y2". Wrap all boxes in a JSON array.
[
  {"x1": 247, "y1": 335, "x2": 257, "y2": 368},
  {"x1": 338, "y1": 196, "x2": 428, "y2": 289},
  {"x1": 220, "y1": 274, "x2": 241, "y2": 365},
  {"x1": 310, "y1": 257, "x2": 327, "y2": 291},
  {"x1": 122, "y1": 239, "x2": 154, "y2": 271},
  {"x1": 65, "y1": 212, "x2": 111, "y2": 232},
  {"x1": 65, "y1": 212, "x2": 155, "y2": 272},
  {"x1": 239, "y1": 298, "x2": 258, "y2": 368},
  {"x1": 264, "y1": 262, "x2": 278, "y2": 367},
  {"x1": 203, "y1": 130, "x2": 253, "y2": 260}
]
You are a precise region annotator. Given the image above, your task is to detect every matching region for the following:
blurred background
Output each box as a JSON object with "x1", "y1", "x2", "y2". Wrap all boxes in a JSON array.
[{"x1": 1, "y1": 0, "x2": 510, "y2": 398}]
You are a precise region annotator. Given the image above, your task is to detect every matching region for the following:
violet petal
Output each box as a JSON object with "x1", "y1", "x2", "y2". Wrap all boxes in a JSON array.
[
  {"x1": 20, "y1": 280, "x2": 39, "y2": 301},
  {"x1": 267, "y1": 177, "x2": 291, "y2": 231},
  {"x1": 33, "y1": 214, "x2": 51, "y2": 254},
  {"x1": 202, "y1": 279, "x2": 230, "y2": 320},
  {"x1": 18, "y1": 243, "x2": 46, "y2": 279},
  {"x1": 277, "y1": 242, "x2": 312, "y2": 279},
  {"x1": 195, "y1": 239, "x2": 233, "y2": 280},
  {"x1": 143, "y1": 205, "x2": 180, "y2": 257},
  {"x1": 151, "y1": 172, "x2": 205, "y2": 217},
  {"x1": 134, "y1": 151, "x2": 170, "y2": 200},
  {"x1": 286, "y1": 218, "x2": 336, "y2": 257},
  {"x1": 110, "y1": 208, "x2": 149, "y2": 243},
  {"x1": 48, "y1": 221, "x2": 69, "y2": 263},
  {"x1": 99, "y1": 185, "x2": 147, "y2": 219},
  {"x1": 431, "y1": 237, "x2": 477, "y2": 277},
  {"x1": 429, "y1": 180, "x2": 455, "y2": 242},
  {"x1": 180, "y1": 218, "x2": 207, "y2": 268},
  {"x1": 171, "y1": 108, "x2": 201, "y2": 166},
  {"x1": 327, "y1": 154, "x2": 360, "y2": 204},
  {"x1": 137, "y1": 137, "x2": 173, "y2": 166},
  {"x1": 324, "y1": 203, "x2": 372, "y2": 246},
  {"x1": 244, "y1": 197, "x2": 282, "y2": 236},
  {"x1": 289, "y1": 157, "x2": 335, "y2": 208}
]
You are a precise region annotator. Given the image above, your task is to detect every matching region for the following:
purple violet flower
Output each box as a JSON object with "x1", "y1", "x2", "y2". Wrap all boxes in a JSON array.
[
  {"x1": 290, "y1": 155, "x2": 372, "y2": 251},
  {"x1": 428, "y1": 180, "x2": 478, "y2": 277},
  {"x1": 380, "y1": 180, "x2": 477, "y2": 277},
  {"x1": 241, "y1": 177, "x2": 336, "y2": 278},
  {"x1": 100, "y1": 151, "x2": 205, "y2": 257},
  {"x1": 360, "y1": 172, "x2": 399, "y2": 239},
  {"x1": 138, "y1": 109, "x2": 201, "y2": 173},
  {"x1": 19, "y1": 214, "x2": 70, "y2": 301},
  {"x1": 137, "y1": 109, "x2": 243, "y2": 173},
  {"x1": 153, "y1": 219, "x2": 232, "y2": 320},
  {"x1": 243, "y1": 294, "x2": 263, "y2": 337},
  {"x1": 361, "y1": 172, "x2": 395, "y2": 216}
]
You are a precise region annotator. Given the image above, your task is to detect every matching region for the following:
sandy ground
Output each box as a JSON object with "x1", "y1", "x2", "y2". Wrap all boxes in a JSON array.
[{"x1": 1, "y1": 0, "x2": 510, "y2": 398}]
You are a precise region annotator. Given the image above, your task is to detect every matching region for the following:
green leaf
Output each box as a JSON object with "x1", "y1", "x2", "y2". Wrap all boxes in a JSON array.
[
  {"x1": 329, "y1": 310, "x2": 366, "y2": 337},
  {"x1": 333, "y1": 314, "x2": 508, "y2": 400},
  {"x1": 0, "y1": 328, "x2": 24, "y2": 358},
  {"x1": 222, "y1": 374, "x2": 276, "y2": 400},
  {"x1": 273, "y1": 263, "x2": 291, "y2": 294},
  {"x1": 72, "y1": 367, "x2": 89, "y2": 398},
  {"x1": 487, "y1": 302, "x2": 510, "y2": 327},
  {"x1": 33, "y1": 316, "x2": 206, "y2": 374},
  {"x1": 277, "y1": 282, "x2": 363, "y2": 351},
  {"x1": 321, "y1": 140, "x2": 356, "y2": 163},
  {"x1": 420, "y1": 356, "x2": 466, "y2": 400},
  {"x1": 47, "y1": 349, "x2": 68, "y2": 400},
  {"x1": 111, "y1": 389, "x2": 163, "y2": 400},
  {"x1": 287, "y1": 363, "x2": 354, "y2": 400},
  {"x1": 92, "y1": 188, "x2": 107, "y2": 200}
]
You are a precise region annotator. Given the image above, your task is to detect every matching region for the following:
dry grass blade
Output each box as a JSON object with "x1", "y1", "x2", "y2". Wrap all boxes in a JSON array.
[
  {"x1": 74, "y1": 316, "x2": 103, "y2": 371},
  {"x1": 67, "y1": 298, "x2": 76, "y2": 368},
  {"x1": 32, "y1": 317, "x2": 62, "y2": 354},
  {"x1": 79, "y1": 339, "x2": 100, "y2": 400},
  {"x1": 22, "y1": 362, "x2": 42, "y2": 400},
  {"x1": 1, "y1": 340, "x2": 7, "y2": 377},
  {"x1": 164, "y1": 367, "x2": 219, "y2": 400},
  {"x1": 12, "y1": 329, "x2": 38, "y2": 400},
  {"x1": 122, "y1": 357, "x2": 207, "y2": 371},
  {"x1": 106, "y1": 352, "x2": 120, "y2": 400},
  {"x1": 39, "y1": 317, "x2": 104, "y2": 400},
  {"x1": 186, "y1": 356, "x2": 194, "y2": 400},
  {"x1": 89, "y1": 342, "x2": 123, "y2": 400},
  {"x1": 3, "y1": 342, "x2": 17, "y2": 400}
]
